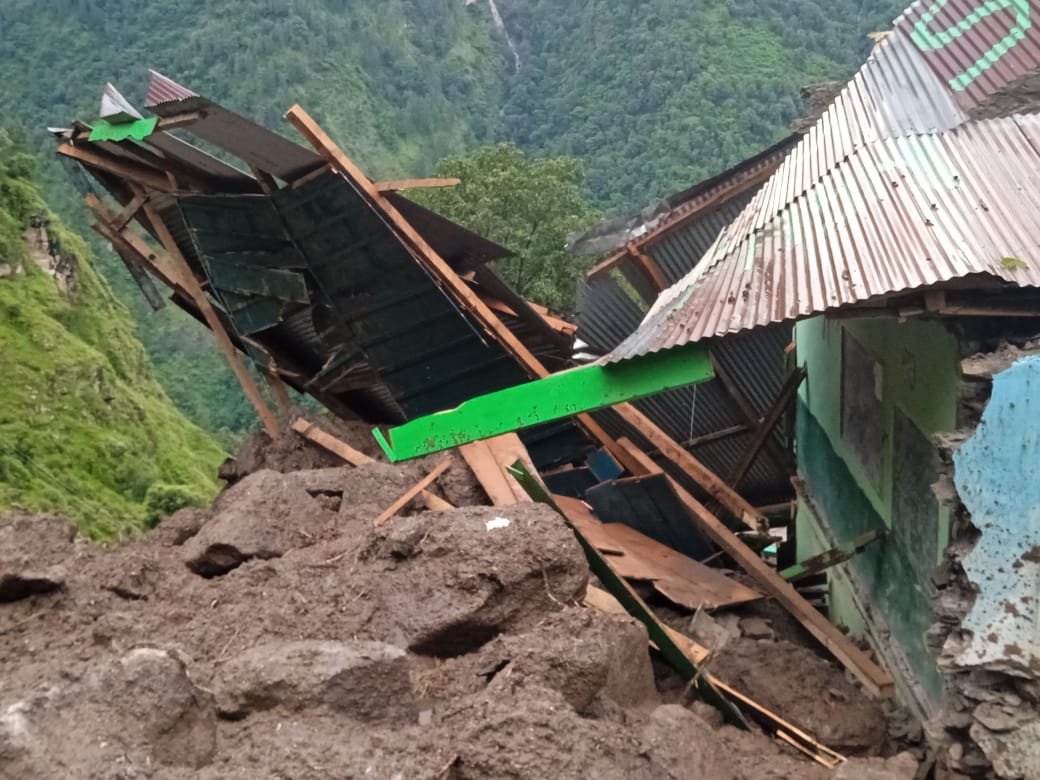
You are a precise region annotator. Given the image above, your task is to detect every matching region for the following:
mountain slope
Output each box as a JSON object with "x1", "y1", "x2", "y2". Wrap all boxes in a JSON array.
[
  {"x1": 0, "y1": 0, "x2": 906, "y2": 439},
  {"x1": 0, "y1": 132, "x2": 225, "y2": 539}
]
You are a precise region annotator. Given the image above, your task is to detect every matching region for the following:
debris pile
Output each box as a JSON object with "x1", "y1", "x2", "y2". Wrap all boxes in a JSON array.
[{"x1": 0, "y1": 421, "x2": 919, "y2": 779}]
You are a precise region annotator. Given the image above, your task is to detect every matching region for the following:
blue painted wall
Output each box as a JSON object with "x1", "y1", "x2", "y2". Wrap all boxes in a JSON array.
[{"x1": 954, "y1": 354, "x2": 1040, "y2": 673}]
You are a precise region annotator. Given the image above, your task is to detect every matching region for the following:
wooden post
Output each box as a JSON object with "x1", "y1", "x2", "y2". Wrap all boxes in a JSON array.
[
  {"x1": 264, "y1": 370, "x2": 292, "y2": 412},
  {"x1": 135, "y1": 199, "x2": 281, "y2": 438},
  {"x1": 726, "y1": 365, "x2": 806, "y2": 489}
]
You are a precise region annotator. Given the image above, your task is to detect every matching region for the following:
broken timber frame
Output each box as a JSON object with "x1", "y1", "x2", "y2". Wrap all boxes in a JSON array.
[
  {"x1": 613, "y1": 435, "x2": 895, "y2": 698},
  {"x1": 85, "y1": 193, "x2": 282, "y2": 437},
  {"x1": 282, "y1": 105, "x2": 625, "y2": 462},
  {"x1": 290, "y1": 419, "x2": 453, "y2": 512}
]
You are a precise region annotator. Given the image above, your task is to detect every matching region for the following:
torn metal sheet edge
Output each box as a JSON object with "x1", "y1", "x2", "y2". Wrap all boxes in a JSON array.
[
  {"x1": 372, "y1": 342, "x2": 714, "y2": 461},
  {"x1": 505, "y1": 459, "x2": 749, "y2": 729}
]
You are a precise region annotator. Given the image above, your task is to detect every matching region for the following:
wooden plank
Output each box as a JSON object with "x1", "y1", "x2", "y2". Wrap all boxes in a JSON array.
[
  {"x1": 57, "y1": 142, "x2": 176, "y2": 193},
  {"x1": 584, "y1": 585, "x2": 846, "y2": 768},
  {"x1": 727, "y1": 366, "x2": 806, "y2": 489},
  {"x1": 613, "y1": 407, "x2": 767, "y2": 531},
  {"x1": 373, "y1": 177, "x2": 461, "y2": 192},
  {"x1": 291, "y1": 419, "x2": 453, "y2": 512},
  {"x1": 558, "y1": 495, "x2": 760, "y2": 610},
  {"x1": 282, "y1": 104, "x2": 623, "y2": 462},
  {"x1": 459, "y1": 433, "x2": 536, "y2": 507},
  {"x1": 459, "y1": 439, "x2": 521, "y2": 506},
  {"x1": 613, "y1": 437, "x2": 895, "y2": 698},
  {"x1": 112, "y1": 192, "x2": 148, "y2": 231},
  {"x1": 372, "y1": 457, "x2": 454, "y2": 526}
]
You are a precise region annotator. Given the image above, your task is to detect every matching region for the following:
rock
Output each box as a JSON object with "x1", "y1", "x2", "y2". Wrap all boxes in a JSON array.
[
  {"x1": 352, "y1": 504, "x2": 588, "y2": 656},
  {"x1": 835, "y1": 751, "x2": 918, "y2": 779},
  {"x1": 181, "y1": 470, "x2": 336, "y2": 577},
  {"x1": 0, "y1": 514, "x2": 74, "y2": 602},
  {"x1": 99, "y1": 647, "x2": 217, "y2": 768},
  {"x1": 738, "y1": 616, "x2": 775, "y2": 640},
  {"x1": 971, "y1": 717, "x2": 1040, "y2": 777},
  {"x1": 0, "y1": 263, "x2": 12, "y2": 277},
  {"x1": 689, "y1": 610, "x2": 738, "y2": 650},
  {"x1": 973, "y1": 701, "x2": 1034, "y2": 732},
  {"x1": 429, "y1": 608, "x2": 657, "y2": 715},
  {"x1": 150, "y1": 507, "x2": 207, "y2": 547},
  {"x1": 216, "y1": 639, "x2": 413, "y2": 724}
]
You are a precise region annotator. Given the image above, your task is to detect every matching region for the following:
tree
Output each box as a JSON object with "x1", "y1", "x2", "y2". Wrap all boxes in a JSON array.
[{"x1": 414, "y1": 143, "x2": 600, "y2": 312}]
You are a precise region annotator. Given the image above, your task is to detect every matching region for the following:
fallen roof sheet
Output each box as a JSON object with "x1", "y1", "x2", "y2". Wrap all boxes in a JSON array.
[{"x1": 607, "y1": 0, "x2": 1040, "y2": 362}]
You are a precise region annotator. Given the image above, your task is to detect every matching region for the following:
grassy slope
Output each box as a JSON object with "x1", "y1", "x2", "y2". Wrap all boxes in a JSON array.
[{"x1": 0, "y1": 143, "x2": 225, "y2": 539}]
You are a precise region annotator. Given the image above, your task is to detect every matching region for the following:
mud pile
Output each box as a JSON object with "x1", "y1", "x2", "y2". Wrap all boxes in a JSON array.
[{"x1": 1, "y1": 425, "x2": 917, "y2": 779}]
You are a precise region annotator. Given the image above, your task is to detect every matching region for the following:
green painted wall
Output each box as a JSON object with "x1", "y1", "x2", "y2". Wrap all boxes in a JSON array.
[{"x1": 794, "y1": 315, "x2": 961, "y2": 708}]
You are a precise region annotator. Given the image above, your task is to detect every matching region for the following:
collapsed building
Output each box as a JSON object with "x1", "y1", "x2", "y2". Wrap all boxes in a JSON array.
[{"x1": 32, "y1": 0, "x2": 1040, "y2": 777}]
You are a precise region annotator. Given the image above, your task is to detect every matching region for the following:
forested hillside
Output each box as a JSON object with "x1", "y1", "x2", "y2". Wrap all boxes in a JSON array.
[
  {"x1": 0, "y1": 131, "x2": 224, "y2": 539},
  {"x1": 0, "y1": 0, "x2": 906, "y2": 438}
]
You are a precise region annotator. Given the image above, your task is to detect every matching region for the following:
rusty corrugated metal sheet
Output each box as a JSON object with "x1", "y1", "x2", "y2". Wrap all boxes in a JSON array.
[
  {"x1": 607, "y1": 0, "x2": 1040, "y2": 363},
  {"x1": 896, "y1": 0, "x2": 1040, "y2": 112},
  {"x1": 144, "y1": 69, "x2": 198, "y2": 108}
]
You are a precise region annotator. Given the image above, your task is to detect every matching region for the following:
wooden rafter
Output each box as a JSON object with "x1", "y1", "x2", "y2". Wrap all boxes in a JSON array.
[
  {"x1": 282, "y1": 104, "x2": 624, "y2": 461},
  {"x1": 373, "y1": 177, "x2": 461, "y2": 192},
  {"x1": 727, "y1": 365, "x2": 807, "y2": 489},
  {"x1": 613, "y1": 438, "x2": 895, "y2": 698}
]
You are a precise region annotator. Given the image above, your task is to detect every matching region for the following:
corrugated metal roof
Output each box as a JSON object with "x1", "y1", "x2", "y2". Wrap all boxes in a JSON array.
[
  {"x1": 608, "y1": 0, "x2": 1040, "y2": 362},
  {"x1": 896, "y1": 0, "x2": 1040, "y2": 111}
]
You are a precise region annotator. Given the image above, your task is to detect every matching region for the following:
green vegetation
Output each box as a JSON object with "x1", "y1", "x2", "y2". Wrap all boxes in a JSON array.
[
  {"x1": 415, "y1": 143, "x2": 600, "y2": 310},
  {"x1": 0, "y1": 0, "x2": 907, "y2": 439},
  {"x1": 0, "y1": 131, "x2": 225, "y2": 539}
]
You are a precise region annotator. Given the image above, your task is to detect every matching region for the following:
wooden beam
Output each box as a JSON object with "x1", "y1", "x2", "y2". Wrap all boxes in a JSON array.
[
  {"x1": 626, "y1": 242, "x2": 668, "y2": 293},
  {"x1": 613, "y1": 438, "x2": 895, "y2": 698},
  {"x1": 291, "y1": 419, "x2": 453, "y2": 512},
  {"x1": 614, "y1": 405, "x2": 768, "y2": 531},
  {"x1": 249, "y1": 165, "x2": 279, "y2": 194},
  {"x1": 135, "y1": 199, "x2": 281, "y2": 438},
  {"x1": 282, "y1": 104, "x2": 623, "y2": 461},
  {"x1": 683, "y1": 423, "x2": 750, "y2": 449},
  {"x1": 112, "y1": 192, "x2": 149, "y2": 231},
  {"x1": 779, "y1": 530, "x2": 881, "y2": 583},
  {"x1": 373, "y1": 177, "x2": 461, "y2": 192},
  {"x1": 155, "y1": 110, "x2": 203, "y2": 132},
  {"x1": 458, "y1": 433, "x2": 536, "y2": 506},
  {"x1": 372, "y1": 457, "x2": 454, "y2": 526},
  {"x1": 57, "y1": 142, "x2": 176, "y2": 193},
  {"x1": 709, "y1": 350, "x2": 793, "y2": 474},
  {"x1": 482, "y1": 296, "x2": 577, "y2": 336},
  {"x1": 727, "y1": 365, "x2": 806, "y2": 489}
]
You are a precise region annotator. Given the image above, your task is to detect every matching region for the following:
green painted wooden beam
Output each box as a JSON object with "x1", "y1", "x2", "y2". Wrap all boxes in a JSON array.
[
  {"x1": 780, "y1": 530, "x2": 882, "y2": 583},
  {"x1": 88, "y1": 118, "x2": 159, "y2": 142},
  {"x1": 371, "y1": 342, "x2": 713, "y2": 462}
]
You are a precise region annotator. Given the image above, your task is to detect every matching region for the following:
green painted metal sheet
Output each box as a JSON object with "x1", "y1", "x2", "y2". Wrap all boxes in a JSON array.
[
  {"x1": 506, "y1": 460, "x2": 747, "y2": 728},
  {"x1": 372, "y1": 342, "x2": 713, "y2": 461},
  {"x1": 206, "y1": 258, "x2": 309, "y2": 303},
  {"x1": 88, "y1": 118, "x2": 158, "y2": 142}
]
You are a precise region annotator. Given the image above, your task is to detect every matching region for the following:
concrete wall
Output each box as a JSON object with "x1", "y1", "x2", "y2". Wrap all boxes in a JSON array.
[{"x1": 794, "y1": 315, "x2": 961, "y2": 709}]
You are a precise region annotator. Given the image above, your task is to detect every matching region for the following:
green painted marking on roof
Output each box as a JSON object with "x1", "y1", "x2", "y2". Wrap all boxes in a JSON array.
[
  {"x1": 371, "y1": 342, "x2": 714, "y2": 462},
  {"x1": 88, "y1": 117, "x2": 159, "y2": 143},
  {"x1": 911, "y1": 0, "x2": 1030, "y2": 92}
]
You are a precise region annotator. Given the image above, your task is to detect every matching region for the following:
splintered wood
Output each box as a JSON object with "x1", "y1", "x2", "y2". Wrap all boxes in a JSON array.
[
  {"x1": 613, "y1": 435, "x2": 895, "y2": 699},
  {"x1": 372, "y1": 457, "x2": 454, "y2": 527},
  {"x1": 458, "y1": 433, "x2": 538, "y2": 506},
  {"x1": 554, "y1": 494, "x2": 760, "y2": 611},
  {"x1": 291, "y1": 418, "x2": 453, "y2": 512}
]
